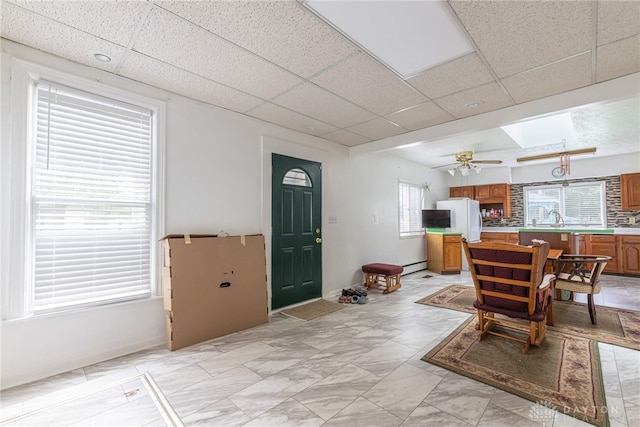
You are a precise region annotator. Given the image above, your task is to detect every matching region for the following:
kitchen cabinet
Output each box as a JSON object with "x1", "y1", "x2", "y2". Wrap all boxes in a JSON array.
[
  {"x1": 516, "y1": 231, "x2": 640, "y2": 276},
  {"x1": 426, "y1": 233, "x2": 461, "y2": 275},
  {"x1": 519, "y1": 231, "x2": 583, "y2": 254},
  {"x1": 621, "y1": 173, "x2": 640, "y2": 211},
  {"x1": 448, "y1": 183, "x2": 512, "y2": 219},
  {"x1": 588, "y1": 234, "x2": 620, "y2": 273},
  {"x1": 449, "y1": 186, "x2": 475, "y2": 199},
  {"x1": 476, "y1": 184, "x2": 511, "y2": 219},
  {"x1": 621, "y1": 235, "x2": 640, "y2": 275},
  {"x1": 480, "y1": 232, "x2": 518, "y2": 243},
  {"x1": 475, "y1": 184, "x2": 508, "y2": 200}
]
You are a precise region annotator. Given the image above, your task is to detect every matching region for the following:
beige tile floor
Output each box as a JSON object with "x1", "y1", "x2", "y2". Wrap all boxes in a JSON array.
[{"x1": 1, "y1": 271, "x2": 639, "y2": 426}]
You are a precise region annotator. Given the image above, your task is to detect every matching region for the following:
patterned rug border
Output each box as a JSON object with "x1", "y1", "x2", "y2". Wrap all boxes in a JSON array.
[
  {"x1": 280, "y1": 299, "x2": 346, "y2": 321},
  {"x1": 416, "y1": 284, "x2": 640, "y2": 350},
  {"x1": 423, "y1": 317, "x2": 609, "y2": 427}
]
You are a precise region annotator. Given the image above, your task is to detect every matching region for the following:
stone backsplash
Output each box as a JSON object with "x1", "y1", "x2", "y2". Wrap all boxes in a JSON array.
[{"x1": 482, "y1": 175, "x2": 640, "y2": 229}]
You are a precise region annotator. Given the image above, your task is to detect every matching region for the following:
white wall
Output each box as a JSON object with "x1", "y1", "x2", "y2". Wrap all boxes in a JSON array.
[
  {"x1": 510, "y1": 153, "x2": 640, "y2": 183},
  {"x1": 0, "y1": 41, "x2": 357, "y2": 389},
  {"x1": 346, "y1": 152, "x2": 448, "y2": 280}
]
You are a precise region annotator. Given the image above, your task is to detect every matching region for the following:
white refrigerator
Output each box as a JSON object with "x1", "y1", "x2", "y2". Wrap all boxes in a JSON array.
[{"x1": 436, "y1": 198, "x2": 482, "y2": 270}]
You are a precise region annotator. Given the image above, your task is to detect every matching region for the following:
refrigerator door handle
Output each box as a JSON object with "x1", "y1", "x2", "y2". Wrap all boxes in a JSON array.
[{"x1": 477, "y1": 212, "x2": 483, "y2": 240}]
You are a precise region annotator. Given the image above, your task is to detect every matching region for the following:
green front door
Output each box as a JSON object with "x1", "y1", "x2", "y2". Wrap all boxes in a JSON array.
[{"x1": 271, "y1": 154, "x2": 322, "y2": 310}]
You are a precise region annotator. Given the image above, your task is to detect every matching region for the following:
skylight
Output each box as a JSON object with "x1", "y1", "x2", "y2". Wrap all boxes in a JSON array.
[{"x1": 501, "y1": 112, "x2": 577, "y2": 148}]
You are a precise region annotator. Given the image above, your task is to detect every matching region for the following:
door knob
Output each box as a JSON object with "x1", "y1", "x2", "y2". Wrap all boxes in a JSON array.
[{"x1": 316, "y1": 238, "x2": 322, "y2": 244}]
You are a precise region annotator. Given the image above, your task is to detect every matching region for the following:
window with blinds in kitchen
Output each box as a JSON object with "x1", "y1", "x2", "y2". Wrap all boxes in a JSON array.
[
  {"x1": 31, "y1": 81, "x2": 155, "y2": 314},
  {"x1": 523, "y1": 181, "x2": 606, "y2": 228}
]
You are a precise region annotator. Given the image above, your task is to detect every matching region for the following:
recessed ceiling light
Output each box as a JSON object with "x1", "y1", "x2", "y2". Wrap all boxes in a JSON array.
[
  {"x1": 304, "y1": 125, "x2": 316, "y2": 131},
  {"x1": 93, "y1": 53, "x2": 111, "y2": 62},
  {"x1": 467, "y1": 101, "x2": 484, "y2": 108}
]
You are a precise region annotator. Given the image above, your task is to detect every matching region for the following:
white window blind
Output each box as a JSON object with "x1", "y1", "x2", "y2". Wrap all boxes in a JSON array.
[
  {"x1": 524, "y1": 182, "x2": 606, "y2": 227},
  {"x1": 399, "y1": 181, "x2": 423, "y2": 237},
  {"x1": 32, "y1": 81, "x2": 153, "y2": 313}
]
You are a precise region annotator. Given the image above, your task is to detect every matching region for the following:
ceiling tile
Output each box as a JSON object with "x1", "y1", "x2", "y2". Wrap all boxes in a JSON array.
[
  {"x1": 449, "y1": 0, "x2": 591, "y2": 78},
  {"x1": 597, "y1": 1, "x2": 640, "y2": 46},
  {"x1": 406, "y1": 53, "x2": 494, "y2": 99},
  {"x1": 1, "y1": 2, "x2": 124, "y2": 73},
  {"x1": 434, "y1": 82, "x2": 514, "y2": 119},
  {"x1": 246, "y1": 102, "x2": 338, "y2": 136},
  {"x1": 596, "y1": 35, "x2": 640, "y2": 83},
  {"x1": 133, "y1": 6, "x2": 302, "y2": 100},
  {"x1": 4, "y1": 0, "x2": 146, "y2": 47},
  {"x1": 156, "y1": 1, "x2": 357, "y2": 78},
  {"x1": 117, "y1": 52, "x2": 263, "y2": 114},
  {"x1": 502, "y1": 53, "x2": 592, "y2": 104},
  {"x1": 271, "y1": 83, "x2": 376, "y2": 129},
  {"x1": 311, "y1": 52, "x2": 427, "y2": 116},
  {"x1": 321, "y1": 129, "x2": 372, "y2": 147},
  {"x1": 385, "y1": 102, "x2": 453, "y2": 131},
  {"x1": 346, "y1": 118, "x2": 407, "y2": 141}
]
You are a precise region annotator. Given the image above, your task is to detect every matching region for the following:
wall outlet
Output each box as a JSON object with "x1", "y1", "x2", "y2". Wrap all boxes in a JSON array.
[{"x1": 631, "y1": 217, "x2": 636, "y2": 224}]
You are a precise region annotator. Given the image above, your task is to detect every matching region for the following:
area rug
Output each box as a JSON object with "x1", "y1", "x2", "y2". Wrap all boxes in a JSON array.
[
  {"x1": 423, "y1": 317, "x2": 608, "y2": 427},
  {"x1": 280, "y1": 299, "x2": 346, "y2": 321},
  {"x1": 416, "y1": 285, "x2": 640, "y2": 350}
]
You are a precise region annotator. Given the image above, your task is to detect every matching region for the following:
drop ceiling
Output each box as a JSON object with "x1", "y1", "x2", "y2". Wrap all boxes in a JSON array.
[{"x1": 2, "y1": 0, "x2": 639, "y2": 169}]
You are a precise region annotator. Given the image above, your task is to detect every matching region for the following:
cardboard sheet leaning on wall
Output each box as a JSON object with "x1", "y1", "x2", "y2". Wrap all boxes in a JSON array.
[{"x1": 161, "y1": 234, "x2": 268, "y2": 351}]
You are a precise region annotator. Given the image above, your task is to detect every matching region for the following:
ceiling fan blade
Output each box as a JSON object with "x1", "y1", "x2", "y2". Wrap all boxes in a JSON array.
[
  {"x1": 470, "y1": 160, "x2": 502, "y2": 164},
  {"x1": 432, "y1": 162, "x2": 459, "y2": 169},
  {"x1": 516, "y1": 147, "x2": 597, "y2": 163}
]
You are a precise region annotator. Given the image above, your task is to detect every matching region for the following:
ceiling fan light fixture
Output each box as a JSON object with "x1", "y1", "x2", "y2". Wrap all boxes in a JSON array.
[
  {"x1": 447, "y1": 151, "x2": 486, "y2": 176},
  {"x1": 448, "y1": 163, "x2": 481, "y2": 176}
]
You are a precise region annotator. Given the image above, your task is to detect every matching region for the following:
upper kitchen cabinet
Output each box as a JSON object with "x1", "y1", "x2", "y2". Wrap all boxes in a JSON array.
[
  {"x1": 621, "y1": 173, "x2": 640, "y2": 211},
  {"x1": 475, "y1": 184, "x2": 508, "y2": 200},
  {"x1": 476, "y1": 184, "x2": 511, "y2": 219},
  {"x1": 449, "y1": 186, "x2": 475, "y2": 199}
]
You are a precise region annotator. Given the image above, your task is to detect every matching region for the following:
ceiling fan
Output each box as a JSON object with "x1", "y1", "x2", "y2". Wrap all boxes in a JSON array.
[{"x1": 438, "y1": 151, "x2": 502, "y2": 176}]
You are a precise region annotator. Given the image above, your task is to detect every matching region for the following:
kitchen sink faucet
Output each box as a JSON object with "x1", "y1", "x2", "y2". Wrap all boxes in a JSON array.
[{"x1": 549, "y1": 210, "x2": 565, "y2": 227}]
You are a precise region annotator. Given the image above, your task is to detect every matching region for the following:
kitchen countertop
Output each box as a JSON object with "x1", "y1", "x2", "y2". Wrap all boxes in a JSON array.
[
  {"x1": 426, "y1": 229, "x2": 462, "y2": 235},
  {"x1": 518, "y1": 228, "x2": 614, "y2": 233},
  {"x1": 481, "y1": 227, "x2": 640, "y2": 235}
]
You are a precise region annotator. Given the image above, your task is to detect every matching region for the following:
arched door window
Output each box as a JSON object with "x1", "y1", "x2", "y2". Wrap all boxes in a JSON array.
[{"x1": 282, "y1": 168, "x2": 312, "y2": 187}]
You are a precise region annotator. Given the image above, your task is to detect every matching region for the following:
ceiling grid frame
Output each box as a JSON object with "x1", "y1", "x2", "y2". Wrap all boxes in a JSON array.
[{"x1": 1, "y1": 0, "x2": 637, "y2": 165}]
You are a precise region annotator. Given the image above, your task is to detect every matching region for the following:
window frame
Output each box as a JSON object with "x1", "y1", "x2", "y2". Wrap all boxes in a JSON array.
[
  {"x1": 523, "y1": 181, "x2": 607, "y2": 228},
  {"x1": 398, "y1": 180, "x2": 424, "y2": 238},
  {"x1": 3, "y1": 58, "x2": 166, "y2": 320}
]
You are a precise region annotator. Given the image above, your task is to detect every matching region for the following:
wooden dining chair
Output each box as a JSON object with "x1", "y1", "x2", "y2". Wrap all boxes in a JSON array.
[
  {"x1": 554, "y1": 255, "x2": 611, "y2": 325},
  {"x1": 462, "y1": 238, "x2": 556, "y2": 353}
]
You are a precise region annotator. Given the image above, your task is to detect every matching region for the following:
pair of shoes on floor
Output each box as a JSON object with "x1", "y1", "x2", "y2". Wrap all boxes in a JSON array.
[
  {"x1": 342, "y1": 287, "x2": 367, "y2": 297},
  {"x1": 338, "y1": 295, "x2": 368, "y2": 304}
]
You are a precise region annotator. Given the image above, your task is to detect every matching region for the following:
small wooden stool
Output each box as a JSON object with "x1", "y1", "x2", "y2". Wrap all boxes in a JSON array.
[{"x1": 362, "y1": 263, "x2": 403, "y2": 294}]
